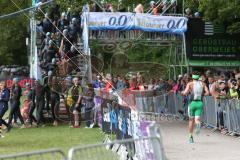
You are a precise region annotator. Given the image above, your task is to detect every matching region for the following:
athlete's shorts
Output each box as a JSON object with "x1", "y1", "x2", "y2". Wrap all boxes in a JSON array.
[{"x1": 188, "y1": 100, "x2": 203, "y2": 118}]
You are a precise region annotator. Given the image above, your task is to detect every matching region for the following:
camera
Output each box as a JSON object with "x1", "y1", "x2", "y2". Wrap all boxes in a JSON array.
[{"x1": 232, "y1": 81, "x2": 237, "y2": 87}]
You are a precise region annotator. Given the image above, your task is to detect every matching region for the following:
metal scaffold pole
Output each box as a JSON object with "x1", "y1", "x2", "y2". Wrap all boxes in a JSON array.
[{"x1": 30, "y1": 0, "x2": 36, "y2": 79}]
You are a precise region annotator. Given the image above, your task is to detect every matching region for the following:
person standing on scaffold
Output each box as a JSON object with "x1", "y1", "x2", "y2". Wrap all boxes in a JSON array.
[{"x1": 181, "y1": 72, "x2": 209, "y2": 143}]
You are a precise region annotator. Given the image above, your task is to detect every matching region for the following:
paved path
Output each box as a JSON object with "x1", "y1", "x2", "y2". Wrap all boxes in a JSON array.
[{"x1": 160, "y1": 121, "x2": 240, "y2": 160}]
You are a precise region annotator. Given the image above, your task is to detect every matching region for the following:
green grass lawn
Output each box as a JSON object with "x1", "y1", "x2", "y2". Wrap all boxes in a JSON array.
[{"x1": 0, "y1": 124, "x2": 104, "y2": 156}]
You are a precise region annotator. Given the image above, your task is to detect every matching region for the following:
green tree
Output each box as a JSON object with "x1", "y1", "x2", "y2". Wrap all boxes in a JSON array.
[
  {"x1": 0, "y1": 0, "x2": 30, "y2": 65},
  {"x1": 184, "y1": 0, "x2": 240, "y2": 34}
]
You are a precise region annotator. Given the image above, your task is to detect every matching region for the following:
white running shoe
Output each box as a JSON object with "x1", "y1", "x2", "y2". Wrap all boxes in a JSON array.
[
  {"x1": 90, "y1": 123, "x2": 95, "y2": 128},
  {"x1": 0, "y1": 134, "x2": 5, "y2": 138}
]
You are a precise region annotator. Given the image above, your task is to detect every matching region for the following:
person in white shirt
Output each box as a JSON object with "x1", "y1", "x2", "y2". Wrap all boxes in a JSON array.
[{"x1": 134, "y1": 3, "x2": 145, "y2": 13}]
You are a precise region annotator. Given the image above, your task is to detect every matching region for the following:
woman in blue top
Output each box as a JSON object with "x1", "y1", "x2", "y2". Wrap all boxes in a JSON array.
[{"x1": 0, "y1": 81, "x2": 11, "y2": 137}]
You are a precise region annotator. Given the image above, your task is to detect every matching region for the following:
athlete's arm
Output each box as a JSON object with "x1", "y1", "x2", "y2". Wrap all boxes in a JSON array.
[{"x1": 181, "y1": 82, "x2": 191, "y2": 96}]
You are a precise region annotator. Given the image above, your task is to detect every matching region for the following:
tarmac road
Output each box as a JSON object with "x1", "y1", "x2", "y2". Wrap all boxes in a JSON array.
[{"x1": 160, "y1": 121, "x2": 240, "y2": 160}]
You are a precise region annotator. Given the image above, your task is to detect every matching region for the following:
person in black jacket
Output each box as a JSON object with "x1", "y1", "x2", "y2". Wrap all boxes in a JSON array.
[
  {"x1": 34, "y1": 80, "x2": 46, "y2": 126},
  {"x1": 26, "y1": 83, "x2": 37, "y2": 127},
  {"x1": 49, "y1": 76, "x2": 60, "y2": 126},
  {"x1": 83, "y1": 84, "x2": 95, "y2": 128},
  {"x1": 8, "y1": 78, "x2": 25, "y2": 129},
  {"x1": 0, "y1": 81, "x2": 11, "y2": 137}
]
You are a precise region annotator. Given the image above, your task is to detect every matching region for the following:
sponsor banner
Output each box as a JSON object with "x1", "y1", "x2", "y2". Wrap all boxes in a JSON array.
[
  {"x1": 189, "y1": 60, "x2": 240, "y2": 67},
  {"x1": 4, "y1": 78, "x2": 32, "y2": 89},
  {"x1": 94, "y1": 96, "x2": 103, "y2": 127},
  {"x1": 186, "y1": 18, "x2": 240, "y2": 61},
  {"x1": 101, "y1": 98, "x2": 132, "y2": 138},
  {"x1": 135, "y1": 14, "x2": 187, "y2": 33},
  {"x1": 101, "y1": 99, "x2": 119, "y2": 134},
  {"x1": 88, "y1": 12, "x2": 135, "y2": 31},
  {"x1": 116, "y1": 105, "x2": 132, "y2": 140},
  {"x1": 87, "y1": 12, "x2": 187, "y2": 33},
  {"x1": 133, "y1": 120, "x2": 156, "y2": 160},
  {"x1": 187, "y1": 35, "x2": 240, "y2": 60}
]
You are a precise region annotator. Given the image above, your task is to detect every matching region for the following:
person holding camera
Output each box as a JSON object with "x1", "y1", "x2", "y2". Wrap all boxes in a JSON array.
[{"x1": 229, "y1": 79, "x2": 239, "y2": 99}]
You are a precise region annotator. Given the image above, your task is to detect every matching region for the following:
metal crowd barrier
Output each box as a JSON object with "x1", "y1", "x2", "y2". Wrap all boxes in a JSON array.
[
  {"x1": 202, "y1": 96, "x2": 218, "y2": 128},
  {"x1": 225, "y1": 99, "x2": 240, "y2": 134},
  {"x1": 68, "y1": 136, "x2": 164, "y2": 160},
  {"x1": 201, "y1": 97, "x2": 240, "y2": 135},
  {"x1": 0, "y1": 149, "x2": 66, "y2": 160},
  {"x1": 0, "y1": 137, "x2": 163, "y2": 160},
  {"x1": 89, "y1": 30, "x2": 181, "y2": 41}
]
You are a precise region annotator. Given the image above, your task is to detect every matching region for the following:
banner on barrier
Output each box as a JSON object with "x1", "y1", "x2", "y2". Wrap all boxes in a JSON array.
[
  {"x1": 101, "y1": 99, "x2": 118, "y2": 133},
  {"x1": 116, "y1": 105, "x2": 132, "y2": 140},
  {"x1": 87, "y1": 12, "x2": 188, "y2": 33},
  {"x1": 101, "y1": 98, "x2": 133, "y2": 138}
]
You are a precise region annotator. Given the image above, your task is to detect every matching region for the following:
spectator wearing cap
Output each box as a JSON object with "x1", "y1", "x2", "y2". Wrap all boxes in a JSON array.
[
  {"x1": 57, "y1": 12, "x2": 69, "y2": 32},
  {"x1": 194, "y1": 12, "x2": 200, "y2": 18},
  {"x1": 8, "y1": 78, "x2": 26, "y2": 129},
  {"x1": 150, "y1": 1, "x2": 158, "y2": 15}
]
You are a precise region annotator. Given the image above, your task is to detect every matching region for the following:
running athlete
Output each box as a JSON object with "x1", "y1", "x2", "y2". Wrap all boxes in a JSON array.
[{"x1": 181, "y1": 72, "x2": 209, "y2": 143}]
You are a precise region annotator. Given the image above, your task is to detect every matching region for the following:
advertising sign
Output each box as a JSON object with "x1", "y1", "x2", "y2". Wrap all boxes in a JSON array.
[{"x1": 87, "y1": 12, "x2": 187, "y2": 33}]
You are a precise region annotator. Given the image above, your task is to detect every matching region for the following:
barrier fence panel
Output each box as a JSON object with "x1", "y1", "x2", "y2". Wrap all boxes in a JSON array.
[
  {"x1": 134, "y1": 91, "x2": 155, "y2": 113},
  {"x1": 174, "y1": 94, "x2": 184, "y2": 116},
  {"x1": 166, "y1": 93, "x2": 176, "y2": 115},
  {"x1": 68, "y1": 136, "x2": 164, "y2": 160},
  {"x1": 203, "y1": 96, "x2": 217, "y2": 128},
  {"x1": 0, "y1": 149, "x2": 66, "y2": 160},
  {"x1": 228, "y1": 100, "x2": 240, "y2": 134},
  {"x1": 153, "y1": 94, "x2": 167, "y2": 114},
  {"x1": 218, "y1": 99, "x2": 229, "y2": 131},
  {"x1": 202, "y1": 97, "x2": 208, "y2": 125}
]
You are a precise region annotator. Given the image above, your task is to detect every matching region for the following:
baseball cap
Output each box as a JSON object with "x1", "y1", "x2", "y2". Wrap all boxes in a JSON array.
[{"x1": 150, "y1": 1, "x2": 155, "y2": 4}]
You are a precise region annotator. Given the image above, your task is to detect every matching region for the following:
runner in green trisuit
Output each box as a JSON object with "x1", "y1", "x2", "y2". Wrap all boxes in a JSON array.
[{"x1": 181, "y1": 72, "x2": 209, "y2": 143}]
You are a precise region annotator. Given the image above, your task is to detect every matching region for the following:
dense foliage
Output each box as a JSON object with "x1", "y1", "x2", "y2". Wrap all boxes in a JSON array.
[{"x1": 0, "y1": 0, "x2": 29, "y2": 65}]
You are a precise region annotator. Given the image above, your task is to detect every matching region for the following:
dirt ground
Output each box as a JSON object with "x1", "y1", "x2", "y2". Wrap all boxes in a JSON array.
[{"x1": 160, "y1": 121, "x2": 240, "y2": 160}]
